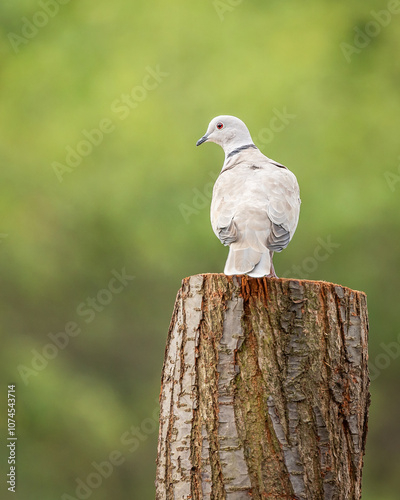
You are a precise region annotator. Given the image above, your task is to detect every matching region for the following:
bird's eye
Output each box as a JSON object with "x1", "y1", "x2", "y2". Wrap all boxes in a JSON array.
[{"x1": 217, "y1": 122, "x2": 224, "y2": 130}]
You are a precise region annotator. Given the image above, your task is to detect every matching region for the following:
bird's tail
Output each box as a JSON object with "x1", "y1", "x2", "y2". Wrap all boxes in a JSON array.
[{"x1": 224, "y1": 247, "x2": 273, "y2": 277}]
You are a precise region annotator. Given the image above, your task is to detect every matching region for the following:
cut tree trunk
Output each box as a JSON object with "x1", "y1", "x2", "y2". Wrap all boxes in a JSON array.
[{"x1": 155, "y1": 274, "x2": 370, "y2": 500}]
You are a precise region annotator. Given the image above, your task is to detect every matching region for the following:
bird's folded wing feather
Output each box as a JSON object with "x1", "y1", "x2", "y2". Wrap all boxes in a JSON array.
[{"x1": 265, "y1": 167, "x2": 300, "y2": 251}]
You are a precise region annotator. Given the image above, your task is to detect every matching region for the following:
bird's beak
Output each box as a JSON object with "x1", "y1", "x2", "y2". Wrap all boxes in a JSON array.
[{"x1": 196, "y1": 134, "x2": 209, "y2": 146}]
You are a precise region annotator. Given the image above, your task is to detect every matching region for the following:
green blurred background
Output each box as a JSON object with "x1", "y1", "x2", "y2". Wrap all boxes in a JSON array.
[{"x1": 1, "y1": 0, "x2": 399, "y2": 498}]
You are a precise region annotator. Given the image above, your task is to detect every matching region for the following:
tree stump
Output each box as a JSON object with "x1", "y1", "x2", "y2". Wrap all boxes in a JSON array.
[{"x1": 155, "y1": 274, "x2": 370, "y2": 500}]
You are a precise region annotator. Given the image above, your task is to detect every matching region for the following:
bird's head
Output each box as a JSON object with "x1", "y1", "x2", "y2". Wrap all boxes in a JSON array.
[{"x1": 196, "y1": 115, "x2": 253, "y2": 154}]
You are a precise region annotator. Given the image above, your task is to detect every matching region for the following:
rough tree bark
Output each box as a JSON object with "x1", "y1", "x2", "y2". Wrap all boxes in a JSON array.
[{"x1": 156, "y1": 274, "x2": 370, "y2": 500}]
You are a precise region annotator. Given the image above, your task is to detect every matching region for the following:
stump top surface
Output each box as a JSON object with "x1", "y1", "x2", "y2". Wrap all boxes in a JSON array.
[{"x1": 182, "y1": 273, "x2": 366, "y2": 297}]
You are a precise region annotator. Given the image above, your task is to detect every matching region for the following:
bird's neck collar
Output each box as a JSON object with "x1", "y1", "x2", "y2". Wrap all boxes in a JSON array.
[{"x1": 225, "y1": 143, "x2": 258, "y2": 159}]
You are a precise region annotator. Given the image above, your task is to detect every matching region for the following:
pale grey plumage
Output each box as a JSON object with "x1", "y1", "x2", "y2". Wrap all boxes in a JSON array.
[{"x1": 196, "y1": 115, "x2": 300, "y2": 277}]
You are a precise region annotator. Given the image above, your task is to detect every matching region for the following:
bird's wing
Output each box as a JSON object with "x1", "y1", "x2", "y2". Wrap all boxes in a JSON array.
[{"x1": 265, "y1": 164, "x2": 301, "y2": 251}]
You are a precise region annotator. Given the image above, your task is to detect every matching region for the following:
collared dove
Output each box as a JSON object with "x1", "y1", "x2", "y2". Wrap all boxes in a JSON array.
[{"x1": 196, "y1": 115, "x2": 300, "y2": 277}]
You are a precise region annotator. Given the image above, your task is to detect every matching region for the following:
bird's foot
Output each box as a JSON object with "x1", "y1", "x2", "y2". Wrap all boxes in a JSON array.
[{"x1": 268, "y1": 259, "x2": 278, "y2": 278}]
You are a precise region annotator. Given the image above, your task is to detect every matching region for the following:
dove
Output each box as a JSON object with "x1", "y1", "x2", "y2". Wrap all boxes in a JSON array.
[{"x1": 196, "y1": 115, "x2": 300, "y2": 277}]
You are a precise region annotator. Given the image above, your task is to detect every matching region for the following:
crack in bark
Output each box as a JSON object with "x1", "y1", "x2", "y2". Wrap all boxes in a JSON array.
[{"x1": 190, "y1": 291, "x2": 204, "y2": 499}]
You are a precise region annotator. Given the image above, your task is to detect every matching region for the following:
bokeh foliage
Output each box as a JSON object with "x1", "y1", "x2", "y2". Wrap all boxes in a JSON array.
[{"x1": 0, "y1": 0, "x2": 399, "y2": 498}]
